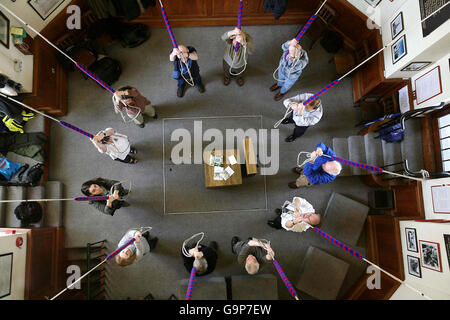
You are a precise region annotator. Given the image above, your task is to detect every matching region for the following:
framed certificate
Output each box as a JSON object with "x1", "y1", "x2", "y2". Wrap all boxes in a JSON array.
[{"x1": 415, "y1": 66, "x2": 443, "y2": 105}]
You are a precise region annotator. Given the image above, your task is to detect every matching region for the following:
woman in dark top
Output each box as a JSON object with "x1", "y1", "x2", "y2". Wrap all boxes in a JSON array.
[
  {"x1": 181, "y1": 242, "x2": 218, "y2": 277},
  {"x1": 81, "y1": 178, "x2": 130, "y2": 216}
]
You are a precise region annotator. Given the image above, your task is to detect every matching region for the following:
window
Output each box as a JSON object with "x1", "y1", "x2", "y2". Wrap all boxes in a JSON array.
[{"x1": 438, "y1": 113, "x2": 450, "y2": 171}]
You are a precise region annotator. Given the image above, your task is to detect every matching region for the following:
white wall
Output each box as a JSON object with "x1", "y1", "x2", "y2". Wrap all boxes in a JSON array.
[
  {"x1": 381, "y1": 0, "x2": 450, "y2": 79},
  {"x1": 0, "y1": 231, "x2": 28, "y2": 300},
  {"x1": 390, "y1": 220, "x2": 450, "y2": 300},
  {"x1": 422, "y1": 177, "x2": 450, "y2": 220},
  {"x1": 0, "y1": 0, "x2": 70, "y2": 92}
]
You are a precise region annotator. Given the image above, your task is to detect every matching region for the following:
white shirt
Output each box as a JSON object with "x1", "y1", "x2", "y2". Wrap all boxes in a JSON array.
[
  {"x1": 283, "y1": 93, "x2": 323, "y2": 127},
  {"x1": 281, "y1": 196, "x2": 315, "y2": 232},
  {"x1": 93, "y1": 128, "x2": 130, "y2": 160}
]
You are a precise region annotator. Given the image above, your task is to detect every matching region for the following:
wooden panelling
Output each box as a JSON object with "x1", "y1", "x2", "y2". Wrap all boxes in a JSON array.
[
  {"x1": 23, "y1": 228, "x2": 65, "y2": 300},
  {"x1": 345, "y1": 216, "x2": 404, "y2": 299},
  {"x1": 390, "y1": 183, "x2": 425, "y2": 218},
  {"x1": 136, "y1": 0, "x2": 313, "y2": 26}
]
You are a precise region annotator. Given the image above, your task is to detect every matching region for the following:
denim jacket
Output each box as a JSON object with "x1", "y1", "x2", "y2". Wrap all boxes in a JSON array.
[{"x1": 278, "y1": 41, "x2": 309, "y2": 79}]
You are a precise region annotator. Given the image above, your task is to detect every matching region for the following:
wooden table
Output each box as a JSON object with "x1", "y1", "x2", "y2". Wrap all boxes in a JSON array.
[{"x1": 203, "y1": 149, "x2": 242, "y2": 188}]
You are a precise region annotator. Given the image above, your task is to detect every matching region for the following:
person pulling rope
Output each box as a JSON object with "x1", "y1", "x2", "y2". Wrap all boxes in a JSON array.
[{"x1": 50, "y1": 237, "x2": 137, "y2": 300}]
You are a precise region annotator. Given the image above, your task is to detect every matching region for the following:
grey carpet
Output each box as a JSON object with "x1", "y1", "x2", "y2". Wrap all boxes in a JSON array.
[{"x1": 49, "y1": 25, "x2": 373, "y2": 300}]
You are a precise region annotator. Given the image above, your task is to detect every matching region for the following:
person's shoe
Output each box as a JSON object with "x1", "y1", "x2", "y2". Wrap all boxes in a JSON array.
[
  {"x1": 274, "y1": 92, "x2": 285, "y2": 101},
  {"x1": 152, "y1": 114, "x2": 158, "y2": 120},
  {"x1": 231, "y1": 236, "x2": 239, "y2": 254},
  {"x1": 137, "y1": 122, "x2": 145, "y2": 128},
  {"x1": 223, "y1": 77, "x2": 231, "y2": 86},
  {"x1": 121, "y1": 201, "x2": 130, "y2": 207},
  {"x1": 197, "y1": 84, "x2": 205, "y2": 93},
  {"x1": 288, "y1": 182, "x2": 299, "y2": 189},
  {"x1": 285, "y1": 135, "x2": 297, "y2": 142},
  {"x1": 177, "y1": 87, "x2": 184, "y2": 98},
  {"x1": 267, "y1": 220, "x2": 276, "y2": 228},
  {"x1": 149, "y1": 237, "x2": 158, "y2": 250},
  {"x1": 270, "y1": 83, "x2": 281, "y2": 92},
  {"x1": 275, "y1": 208, "x2": 282, "y2": 215},
  {"x1": 209, "y1": 241, "x2": 218, "y2": 251},
  {"x1": 237, "y1": 78, "x2": 245, "y2": 86},
  {"x1": 292, "y1": 167, "x2": 303, "y2": 175}
]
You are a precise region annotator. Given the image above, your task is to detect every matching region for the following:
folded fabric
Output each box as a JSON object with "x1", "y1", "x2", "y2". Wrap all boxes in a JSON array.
[{"x1": 12, "y1": 144, "x2": 45, "y2": 162}]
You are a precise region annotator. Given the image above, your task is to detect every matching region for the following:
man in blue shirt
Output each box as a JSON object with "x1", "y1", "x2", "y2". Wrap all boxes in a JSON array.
[{"x1": 289, "y1": 142, "x2": 342, "y2": 188}]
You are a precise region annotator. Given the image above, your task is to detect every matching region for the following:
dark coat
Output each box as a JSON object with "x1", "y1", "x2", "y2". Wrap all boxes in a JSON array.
[
  {"x1": 263, "y1": 0, "x2": 288, "y2": 20},
  {"x1": 182, "y1": 244, "x2": 218, "y2": 276}
]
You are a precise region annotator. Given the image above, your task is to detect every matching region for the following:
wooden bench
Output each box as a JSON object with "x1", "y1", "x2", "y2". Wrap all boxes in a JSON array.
[{"x1": 243, "y1": 138, "x2": 258, "y2": 175}]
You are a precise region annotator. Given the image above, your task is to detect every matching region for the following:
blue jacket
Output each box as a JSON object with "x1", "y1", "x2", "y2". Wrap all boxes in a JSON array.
[{"x1": 303, "y1": 142, "x2": 337, "y2": 185}]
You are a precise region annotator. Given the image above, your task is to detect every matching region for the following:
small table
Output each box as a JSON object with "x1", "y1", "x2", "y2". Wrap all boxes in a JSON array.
[{"x1": 203, "y1": 149, "x2": 242, "y2": 188}]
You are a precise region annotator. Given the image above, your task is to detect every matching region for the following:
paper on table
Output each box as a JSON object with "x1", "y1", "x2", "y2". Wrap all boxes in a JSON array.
[
  {"x1": 214, "y1": 166, "x2": 224, "y2": 173},
  {"x1": 228, "y1": 155, "x2": 237, "y2": 165},
  {"x1": 224, "y1": 166, "x2": 235, "y2": 176},
  {"x1": 398, "y1": 85, "x2": 410, "y2": 114},
  {"x1": 213, "y1": 173, "x2": 222, "y2": 181}
]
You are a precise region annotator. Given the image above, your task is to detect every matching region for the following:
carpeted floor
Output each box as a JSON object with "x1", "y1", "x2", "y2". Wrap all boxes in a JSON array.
[{"x1": 49, "y1": 24, "x2": 374, "y2": 300}]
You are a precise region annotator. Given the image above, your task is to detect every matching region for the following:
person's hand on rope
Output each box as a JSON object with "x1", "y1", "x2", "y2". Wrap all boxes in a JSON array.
[
  {"x1": 310, "y1": 151, "x2": 318, "y2": 163},
  {"x1": 289, "y1": 102, "x2": 299, "y2": 111},
  {"x1": 106, "y1": 192, "x2": 120, "y2": 208},
  {"x1": 289, "y1": 38, "x2": 299, "y2": 47},
  {"x1": 2, "y1": 116, "x2": 24, "y2": 133},
  {"x1": 316, "y1": 147, "x2": 323, "y2": 157},
  {"x1": 188, "y1": 247, "x2": 199, "y2": 256},
  {"x1": 248, "y1": 239, "x2": 260, "y2": 247},
  {"x1": 134, "y1": 231, "x2": 142, "y2": 243}
]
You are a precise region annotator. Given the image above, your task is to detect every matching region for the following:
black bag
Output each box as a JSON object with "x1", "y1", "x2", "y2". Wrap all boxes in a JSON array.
[
  {"x1": 119, "y1": 23, "x2": 151, "y2": 48},
  {"x1": 89, "y1": 57, "x2": 122, "y2": 86},
  {"x1": 320, "y1": 31, "x2": 344, "y2": 54},
  {"x1": 14, "y1": 201, "x2": 43, "y2": 224},
  {"x1": 10, "y1": 163, "x2": 43, "y2": 186}
]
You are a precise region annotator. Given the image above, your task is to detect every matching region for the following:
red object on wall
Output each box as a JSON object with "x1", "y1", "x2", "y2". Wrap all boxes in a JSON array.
[{"x1": 16, "y1": 237, "x2": 24, "y2": 247}]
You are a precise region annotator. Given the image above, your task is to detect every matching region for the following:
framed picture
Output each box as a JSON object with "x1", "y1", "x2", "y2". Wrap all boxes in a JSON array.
[
  {"x1": 0, "y1": 253, "x2": 13, "y2": 299},
  {"x1": 407, "y1": 255, "x2": 422, "y2": 278},
  {"x1": 0, "y1": 10, "x2": 10, "y2": 49},
  {"x1": 364, "y1": 0, "x2": 382, "y2": 8},
  {"x1": 27, "y1": 0, "x2": 65, "y2": 21},
  {"x1": 391, "y1": 12, "x2": 404, "y2": 40},
  {"x1": 415, "y1": 66, "x2": 443, "y2": 105},
  {"x1": 420, "y1": 240, "x2": 442, "y2": 272},
  {"x1": 401, "y1": 61, "x2": 431, "y2": 72},
  {"x1": 405, "y1": 228, "x2": 418, "y2": 252},
  {"x1": 444, "y1": 234, "x2": 450, "y2": 270},
  {"x1": 392, "y1": 35, "x2": 407, "y2": 64}
]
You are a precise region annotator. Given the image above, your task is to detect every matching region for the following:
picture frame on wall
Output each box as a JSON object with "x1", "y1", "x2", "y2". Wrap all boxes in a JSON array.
[
  {"x1": 392, "y1": 35, "x2": 407, "y2": 64},
  {"x1": 27, "y1": 0, "x2": 65, "y2": 21},
  {"x1": 391, "y1": 12, "x2": 404, "y2": 40},
  {"x1": 0, "y1": 10, "x2": 10, "y2": 49},
  {"x1": 364, "y1": 0, "x2": 382, "y2": 8},
  {"x1": 401, "y1": 61, "x2": 431, "y2": 72},
  {"x1": 420, "y1": 240, "x2": 442, "y2": 272},
  {"x1": 444, "y1": 234, "x2": 450, "y2": 270},
  {"x1": 407, "y1": 255, "x2": 422, "y2": 278},
  {"x1": 405, "y1": 228, "x2": 418, "y2": 252}
]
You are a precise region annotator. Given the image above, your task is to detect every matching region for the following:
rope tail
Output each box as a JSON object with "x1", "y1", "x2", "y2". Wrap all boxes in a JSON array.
[{"x1": 182, "y1": 232, "x2": 205, "y2": 257}]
